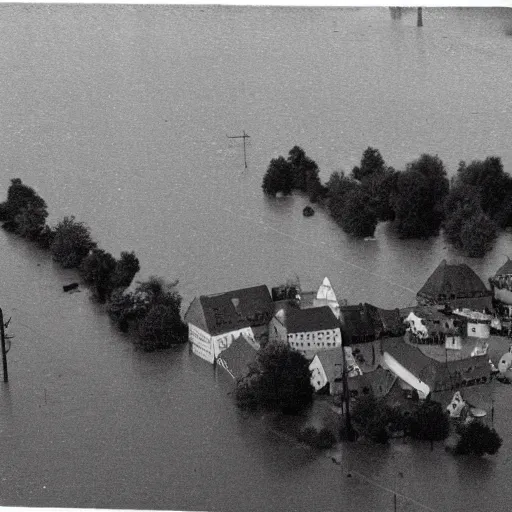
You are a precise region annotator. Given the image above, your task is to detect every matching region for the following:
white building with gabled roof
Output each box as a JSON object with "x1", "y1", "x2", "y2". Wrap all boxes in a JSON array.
[{"x1": 184, "y1": 285, "x2": 273, "y2": 364}]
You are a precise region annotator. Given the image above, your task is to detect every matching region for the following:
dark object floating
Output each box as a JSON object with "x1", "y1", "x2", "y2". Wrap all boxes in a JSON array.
[
  {"x1": 303, "y1": 206, "x2": 314, "y2": 217},
  {"x1": 63, "y1": 283, "x2": 79, "y2": 292}
]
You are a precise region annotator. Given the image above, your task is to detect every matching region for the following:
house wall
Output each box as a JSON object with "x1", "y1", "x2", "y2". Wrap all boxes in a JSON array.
[
  {"x1": 309, "y1": 356, "x2": 329, "y2": 391},
  {"x1": 467, "y1": 321, "x2": 490, "y2": 339},
  {"x1": 269, "y1": 317, "x2": 287, "y2": 343},
  {"x1": 405, "y1": 312, "x2": 428, "y2": 339},
  {"x1": 445, "y1": 335, "x2": 462, "y2": 350},
  {"x1": 212, "y1": 327, "x2": 255, "y2": 359},
  {"x1": 287, "y1": 328, "x2": 342, "y2": 355},
  {"x1": 189, "y1": 324, "x2": 214, "y2": 364},
  {"x1": 189, "y1": 324, "x2": 256, "y2": 363}
]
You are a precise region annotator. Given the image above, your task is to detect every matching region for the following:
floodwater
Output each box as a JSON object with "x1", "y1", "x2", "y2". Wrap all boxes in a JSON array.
[{"x1": 1, "y1": 5, "x2": 512, "y2": 511}]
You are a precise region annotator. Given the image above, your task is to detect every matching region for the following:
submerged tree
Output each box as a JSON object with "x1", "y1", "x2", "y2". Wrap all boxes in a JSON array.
[
  {"x1": 235, "y1": 340, "x2": 313, "y2": 414},
  {"x1": 262, "y1": 156, "x2": 294, "y2": 197},
  {"x1": 0, "y1": 179, "x2": 49, "y2": 238},
  {"x1": 454, "y1": 421, "x2": 502, "y2": 456},
  {"x1": 107, "y1": 276, "x2": 186, "y2": 350},
  {"x1": 50, "y1": 216, "x2": 97, "y2": 268},
  {"x1": 338, "y1": 187, "x2": 378, "y2": 238},
  {"x1": 392, "y1": 154, "x2": 449, "y2": 239},
  {"x1": 351, "y1": 147, "x2": 386, "y2": 182}
]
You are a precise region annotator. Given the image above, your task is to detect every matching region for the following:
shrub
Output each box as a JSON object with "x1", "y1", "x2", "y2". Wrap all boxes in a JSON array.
[
  {"x1": 454, "y1": 421, "x2": 502, "y2": 456},
  {"x1": 297, "y1": 426, "x2": 337, "y2": 449},
  {"x1": 262, "y1": 156, "x2": 294, "y2": 197},
  {"x1": 50, "y1": 216, "x2": 97, "y2": 268},
  {"x1": 408, "y1": 400, "x2": 450, "y2": 442},
  {"x1": 107, "y1": 276, "x2": 186, "y2": 349}
]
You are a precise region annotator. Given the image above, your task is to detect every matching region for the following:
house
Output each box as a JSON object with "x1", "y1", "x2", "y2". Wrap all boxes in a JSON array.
[
  {"x1": 337, "y1": 303, "x2": 403, "y2": 372},
  {"x1": 339, "y1": 303, "x2": 404, "y2": 345},
  {"x1": 381, "y1": 337, "x2": 491, "y2": 396},
  {"x1": 269, "y1": 302, "x2": 342, "y2": 360},
  {"x1": 216, "y1": 334, "x2": 257, "y2": 380},
  {"x1": 309, "y1": 347, "x2": 362, "y2": 394},
  {"x1": 184, "y1": 285, "x2": 273, "y2": 364},
  {"x1": 489, "y1": 257, "x2": 512, "y2": 309},
  {"x1": 402, "y1": 306, "x2": 463, "y2": 349},
  {"x1": 452, "y1": 308, "x2": 492, "y2": 339},
  {"x1": 417, "y1": 260, "x2": 493, "y2": 311}
]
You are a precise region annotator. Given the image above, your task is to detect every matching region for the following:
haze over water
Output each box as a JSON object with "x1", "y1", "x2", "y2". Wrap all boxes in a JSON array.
[{"x1": 1, "y1": 5, "x2": 512, "y2": 512}]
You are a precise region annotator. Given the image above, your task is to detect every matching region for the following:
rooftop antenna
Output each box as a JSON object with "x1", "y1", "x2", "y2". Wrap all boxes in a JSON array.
[{"x1": 227, "y1": 130, "x2": 250, "y2": 169}]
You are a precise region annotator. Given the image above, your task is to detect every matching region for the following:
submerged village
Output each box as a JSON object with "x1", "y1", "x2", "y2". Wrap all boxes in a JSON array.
[{"x1": 185, "y1": 259, "x2": 512, "y2": 451}]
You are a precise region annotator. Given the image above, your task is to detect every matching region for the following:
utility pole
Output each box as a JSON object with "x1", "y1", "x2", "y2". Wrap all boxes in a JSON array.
[
  {"x1": 417, "y1": 7, "x2": 423, "y2": 27},
  {"x1": 341, "y1": 344, "x2": 356, "y2": 441},
  {"x1": 0, "y1": 308, "x2": 9, "y2": 382},
  {"x1": 227, "y1": 130, "x2": 250, "y2": 169}
]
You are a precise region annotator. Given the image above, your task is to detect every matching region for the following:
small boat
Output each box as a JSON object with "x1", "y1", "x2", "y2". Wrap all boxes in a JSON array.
[{"x1": 364, "y1": 236, "x2": 376, "y2": 242}]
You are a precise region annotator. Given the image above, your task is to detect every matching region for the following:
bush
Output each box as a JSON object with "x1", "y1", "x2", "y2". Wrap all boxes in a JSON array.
[
  {"x1": 80, "y1": 249, "x2": 118, "y2": 303},
  {"x1": 297, "y1": 426, "x2": 337, "y2": 449},
  {"x1": 111, "y1": 251, "x2": 140, "y2": 289},
  {"x1": 262, "y1": 156, "x2": 294, "y2": 197},
  {"x1": 50, "y1": 216, "x2": 97, "y2": 268},
  {"x1": 408, "y1": 400, "x2": 450, "y2": 442},
  {"x1": 454, "y1": 421, "x2": 502, "y2": 456},
  {"x1": 107, "y1": 276, "x2": 187, "y2": 349},
  {"x1": 80, "y1": 249, "x2": 140, "y2": 303},
  {"x1": 351, "y1": 394, "x2": 393, "y2": 444},
  {"x1": 0, "y1": 179, "x2": 48, "y2": 239},
  {"x1": 36, "y1": 225, "x2": 56, "y2": 249}
]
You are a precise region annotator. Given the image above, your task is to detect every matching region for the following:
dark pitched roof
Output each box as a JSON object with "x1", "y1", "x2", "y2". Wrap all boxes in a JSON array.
[
  {"x1": 277, "y1": 304, "x2": 340, "y2": 334},
  {"x1": 217, "y1": 335, "x2": 257, "y2": 380},
  {"x1": 339, "y1": 304, "x2": 379, "y2": 340},
  {"x1": 417, "y1": 260, "x2": 491, "y2": 303},
  {"x1": 495, "y1": 257, "x2": 512, "y2": 277},
  {"x1": 339, "y1": 303, "x2": 402, "y2": 342},
  {"x1": 185, "y1": 285, "x2": 273, "y2": 336}
]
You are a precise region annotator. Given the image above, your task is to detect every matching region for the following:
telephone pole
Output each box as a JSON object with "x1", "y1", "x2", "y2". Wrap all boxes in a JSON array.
[
  {"x1": 417, "y1": 7, "x2": 423, "y2": 27},
  {"x1": 0, "y1": 308, "x2": 9, "y2": 382},
  {"x1": 227, "y1": 130, "x2": 250, "y2": 169}
]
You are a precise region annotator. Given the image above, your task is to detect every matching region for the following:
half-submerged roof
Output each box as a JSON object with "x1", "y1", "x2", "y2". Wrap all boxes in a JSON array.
[
  {"x1": 417, "y1": 260, "x2": 491, "y2": 302},
  {"x1": 185, "y1": 284, "x2": 273, "y2": 336}
]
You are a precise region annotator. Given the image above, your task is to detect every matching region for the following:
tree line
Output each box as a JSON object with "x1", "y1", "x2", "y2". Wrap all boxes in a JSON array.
[
  {"x1": 262, "y1": 147, "x2": 511, "y2": 257},
  {"x1": 0, "y1": 178, "x2": 187, "y2": 351}
]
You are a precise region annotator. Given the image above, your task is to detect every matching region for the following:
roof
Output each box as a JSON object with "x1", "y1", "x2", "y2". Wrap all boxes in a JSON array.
[
  {"x1": 217, "y1": 335, "x2": 257, "y2": 380},
  {"x1": 315, "y1": 349, "x2": 343, "y2": 383},
  {"x1": 339, "y1": 304, "x2": 379, "y2": 340},
  {"x1": 184, "y1": 285, "x2": 273, "y2": 336},
  {"x1": 275, "y1": 304, "x2": 340, "y2": 334},
  {"x1": 417, "y1": 260, "x2": 491, "y2": 303},
  {"x1": 495, "y1": 257, "x2": 512, "y2": 277},
  {"x1": 339, "y1": 303, "x2": 402, "y2": 342},
  {"x1": 381, "y1": 337, "x2": 438, "y2": 388}
]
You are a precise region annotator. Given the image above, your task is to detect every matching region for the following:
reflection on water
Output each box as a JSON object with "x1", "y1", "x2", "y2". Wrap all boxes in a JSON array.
[{"x1": 0, "y1": 5, "x2": 512, "y2": 512}]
